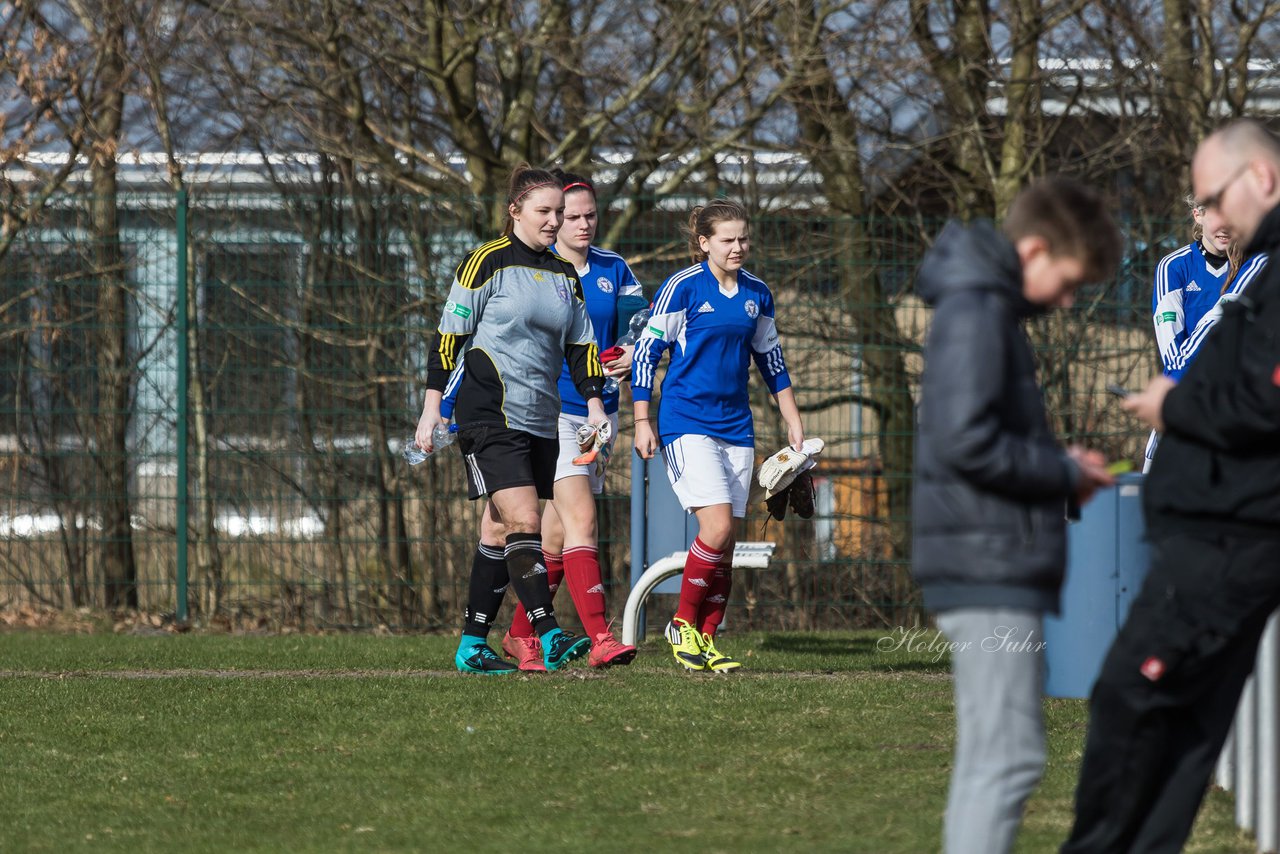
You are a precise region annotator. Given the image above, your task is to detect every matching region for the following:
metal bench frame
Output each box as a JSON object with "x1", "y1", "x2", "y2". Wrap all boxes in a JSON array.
[{"x1": 621, "y1": 541, "x2": 776, "y2": 647}]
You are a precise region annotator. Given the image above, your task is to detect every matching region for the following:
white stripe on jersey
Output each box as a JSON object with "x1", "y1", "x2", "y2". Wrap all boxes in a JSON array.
[
  {"x1": 588, "y1": 246, "x2": 627, "y2": 262},
  {"x1": 1238, "y1": 253, "x2": 1268, "y2": 286},
  {"x1": 653, "y1": 264, "x2": 701, "y2": 315},
  {"x1": 1173, "y1": 254, "x2": 1269, "y2": 369},
  {"x1": 1154, "y1": 244, "x2": 1194, "y2": 303},
  {"x1": 765, "y1": 346, "x2": 786, "y2": 376},
  {"x1": 1153, "y1": 288, "x2": 1186, "y2": 370},
  {"x1": 634, "y1": 306, "x2": 685, "y2": 390},
  {"x1": 750, "y1": 315, "x2": 787, "y2": 377},
  {"x1": 633, "y1": 341, "x2": 654, "y2": 390},
  {"x1": 442, "y1": 361, "x2": 466, "y2": 401},
  {"x1": 1153, "y1": 246, "x2": 1193, "y2": 369},
  {"x1": 635, "y1": 265, "x2": 699, "y2": 391}
]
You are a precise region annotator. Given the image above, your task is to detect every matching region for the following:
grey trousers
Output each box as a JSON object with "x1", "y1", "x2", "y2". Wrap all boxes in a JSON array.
[{"x1": 936, "y1": 608, "x2": 1046, "y2": 854}]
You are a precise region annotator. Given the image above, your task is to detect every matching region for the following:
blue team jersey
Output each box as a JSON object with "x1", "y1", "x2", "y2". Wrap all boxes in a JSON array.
[
  {"x1": 1152, "y1": 242, "x2": 1266, "y2": 379},
  {"x1": 632, "y1": 262, "x2": 791, "y2": 446},
  {"x1": 554, "y1": 244, "x2": 644, "y2": 416}
]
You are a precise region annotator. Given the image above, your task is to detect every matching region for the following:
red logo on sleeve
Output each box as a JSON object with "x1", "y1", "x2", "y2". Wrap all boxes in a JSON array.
[
  {"x1": 1140, "y1": 656, "x2": 1167, "y2": 682},
  {"x1": 1272, "y1": 365, "x2": 1280, "y2": 386}
]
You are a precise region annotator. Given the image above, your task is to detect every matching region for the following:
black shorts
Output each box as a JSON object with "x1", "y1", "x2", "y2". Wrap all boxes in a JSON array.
[{"x1": 457, "y1": 425, "x2": 558, "y2": 500}]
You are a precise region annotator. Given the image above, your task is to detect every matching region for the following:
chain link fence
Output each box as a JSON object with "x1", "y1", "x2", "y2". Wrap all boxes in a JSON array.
[{"x1": 0, "y1": 190, "x2": 1177, "y2": 629}]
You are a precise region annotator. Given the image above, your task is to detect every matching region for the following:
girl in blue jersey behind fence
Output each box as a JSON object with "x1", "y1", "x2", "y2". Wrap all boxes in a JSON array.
[
  {"x1": 632, "y1": 199, "x2": 805, "y2": 672},
  {"x1": 1144, "y1": 195, "x2": 1268, "y2": 470}
]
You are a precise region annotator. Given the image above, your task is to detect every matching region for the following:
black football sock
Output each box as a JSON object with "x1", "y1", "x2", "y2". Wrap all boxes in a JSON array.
[
  {"x1": 504, "y1": 532, "x2": 560, "y2": 636},
  {"x1": 462, "y1": 542, "x2": 509, "y2": 641}
]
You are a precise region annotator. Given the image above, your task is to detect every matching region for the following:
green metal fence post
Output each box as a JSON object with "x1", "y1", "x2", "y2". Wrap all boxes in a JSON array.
[{"x1": 175, "y1": 190, "x2": 189, "y2": 623}]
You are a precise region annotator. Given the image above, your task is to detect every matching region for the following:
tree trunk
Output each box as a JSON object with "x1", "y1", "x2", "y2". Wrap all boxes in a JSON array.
[
  {"x1": 994, "y1": 0, "x2": 1043, "y2": 213},
  {"x1": 89, "y1": 12, "x2": 137, "y2": 609},
  {"x1": 778, "y1": 9, "x2": 916, "y2": 574},
  {"x1": 1160, "y1": 0, "x2": 1199, "y2": 182}
]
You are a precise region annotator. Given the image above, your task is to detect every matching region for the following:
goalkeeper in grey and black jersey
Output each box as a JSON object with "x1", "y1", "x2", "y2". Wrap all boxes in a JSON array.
[{"x1": 415, "y1": 164, "x2": 608, "y2": 675}]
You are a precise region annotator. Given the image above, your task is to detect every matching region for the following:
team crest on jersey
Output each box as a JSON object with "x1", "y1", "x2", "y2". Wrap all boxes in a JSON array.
[
  {"x1": 744, "y1": 299, "x2": 759, "y2": 319},
  {"x1": 596, "y1": 276, "x2": 614, "y2": 294},
  {"x1": 554, "y1": 278, "x2": 571, "y2": 303}
]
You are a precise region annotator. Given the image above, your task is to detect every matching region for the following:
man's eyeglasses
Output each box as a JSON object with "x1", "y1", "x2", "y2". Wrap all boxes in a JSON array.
[{"x1": 1196, "y1": 163, "x2": 1251, "y2": 212}]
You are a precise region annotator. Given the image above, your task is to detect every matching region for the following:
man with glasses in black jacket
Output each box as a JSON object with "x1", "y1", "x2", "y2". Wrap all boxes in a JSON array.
[{"x1": 1064, "y1": 118, "x2": 1280, "y2": 852}]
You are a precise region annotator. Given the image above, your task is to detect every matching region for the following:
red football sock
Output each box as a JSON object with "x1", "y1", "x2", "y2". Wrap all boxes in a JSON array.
[
  {"x1": 674, "y1": 537, "x2": 724, "y2": 625},
  {"x1": 509, "y1": 551, "x2": 564, "y2": 639},
  {"x1": 698, "y1": 565, "x2": 733, "y2": 637},
  {"x1": 563, "y1": 545, "x2": 609, "y2": 637}
]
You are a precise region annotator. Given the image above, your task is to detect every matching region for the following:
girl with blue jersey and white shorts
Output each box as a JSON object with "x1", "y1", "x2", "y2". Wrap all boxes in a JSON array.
[
  {"x1": 1144, "y1": 195, "x2": 1268, "y2": 470},
  {"x1": 632, "y1": 199, "x2": 805, "y2": 672},
  {"x1": 441, "y1": 171, "x2": 647, "y2": 670}
]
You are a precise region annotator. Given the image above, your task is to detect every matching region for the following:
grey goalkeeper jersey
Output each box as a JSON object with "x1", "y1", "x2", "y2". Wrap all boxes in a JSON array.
[{"x1": 426, "y1": 234, "x2": 604, "y2": 438}]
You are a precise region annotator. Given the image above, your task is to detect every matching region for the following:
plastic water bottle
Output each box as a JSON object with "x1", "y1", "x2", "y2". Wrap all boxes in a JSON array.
[
  {"x1": 403, "y1": 424, "x2": 455, "y2": 465},
  {"x1": 602, "y1": 308, "x2": 651, "y2": 394}
]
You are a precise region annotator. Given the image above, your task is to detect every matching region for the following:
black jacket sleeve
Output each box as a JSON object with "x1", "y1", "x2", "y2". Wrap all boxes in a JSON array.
[
  {"x1": 1161, "y1": 294, "x2": 1280, "y2": 451},
  {"x1": 426, "y1": 331, "x2": 470, "y2": 392},
  {"x1": 567, "y1": 341, "x2": 604, "y2": 402}
]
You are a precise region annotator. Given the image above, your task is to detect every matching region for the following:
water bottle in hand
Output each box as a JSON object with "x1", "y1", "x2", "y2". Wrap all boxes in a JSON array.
[
  {"x1": 602, "y1": 308, "x2": 651, "y2": 394},
  {"x1": 403, "y1": 424, "x2": 455, "y2": 465}
]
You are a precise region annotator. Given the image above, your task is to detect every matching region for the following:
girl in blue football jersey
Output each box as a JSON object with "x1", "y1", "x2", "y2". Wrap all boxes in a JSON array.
[
  {"x1": 632, "y1": 199, "x2": 805, "y2": 672},
  {"x1": 1153, "y1": 196, "x2": 1239, "y2": 380},
  {"x1": 1144, "y1": 195, "x2": 1267, "y2": 469}
]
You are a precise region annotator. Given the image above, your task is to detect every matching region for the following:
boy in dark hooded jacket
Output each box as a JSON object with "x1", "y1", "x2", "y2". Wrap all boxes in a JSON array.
[{"x1": 912, "y1": 176, "x2": 1122, "y2": 854}]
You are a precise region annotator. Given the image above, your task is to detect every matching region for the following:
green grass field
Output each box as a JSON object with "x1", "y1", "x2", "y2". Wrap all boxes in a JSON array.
[{"x1": 0, "y1": 629, "x2": 1253, "y2": 853}]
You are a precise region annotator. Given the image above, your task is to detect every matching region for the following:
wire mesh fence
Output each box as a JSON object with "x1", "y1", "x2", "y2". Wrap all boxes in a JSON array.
[{"x1": 0, "y1": 190, "x2": 1177, "y2": 629}]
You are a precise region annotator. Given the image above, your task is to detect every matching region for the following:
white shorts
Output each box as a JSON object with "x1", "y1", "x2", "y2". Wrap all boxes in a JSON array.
[
  {"x1": 660, "y1": 434, "x2": 755, "y2": 517},
  {"x1": 554, "y1": 411, "x2": 620, "y2": 495}
]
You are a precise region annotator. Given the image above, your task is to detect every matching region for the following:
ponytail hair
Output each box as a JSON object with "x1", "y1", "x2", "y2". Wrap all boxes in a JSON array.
[
  {"x1": 1185, "y1": 192, "x2": 1205, "y2": 243},
  {"x1": 684, "y1": 199, "x2": 750, "y2": 262},
  {"x1": 504, "y1": 163, "x2": 560, "y2": 235},
  {"x1": 1224, "y1": 238, "x2": 1244, "y2": 294}
]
